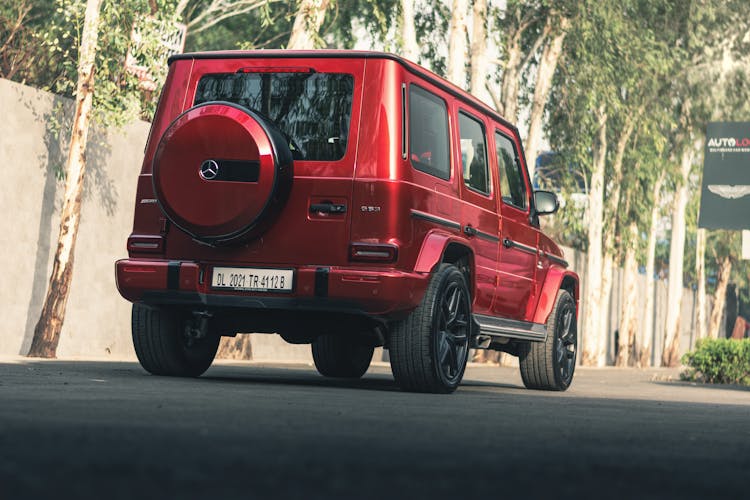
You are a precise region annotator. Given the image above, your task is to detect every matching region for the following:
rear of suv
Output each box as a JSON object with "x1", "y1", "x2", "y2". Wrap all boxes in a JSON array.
[{"x1": 116, "y1": 50, "x2": 580, "y2": 393}]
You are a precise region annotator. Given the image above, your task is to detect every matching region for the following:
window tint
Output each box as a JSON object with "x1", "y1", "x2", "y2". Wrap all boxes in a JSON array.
[
  {"x1": 495, "y1": 132, "x2": 527, "y2": 209},
  {"x1": 409, "y1": 86, "x2": 450, "y2": 180},
  {"x1": 195, "y1": 72, "x2": 353, "y2": 161},
  {"x1": 459, "y1": 112, "x2": 489, "y2": 195}
]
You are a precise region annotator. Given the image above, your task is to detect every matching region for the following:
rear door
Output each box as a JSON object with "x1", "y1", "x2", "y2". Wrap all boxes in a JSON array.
[
  {"x1": 492, "y1": 130, "x2": 537, "y2": 321},
  {"x1": 455, "y1": 108, "x2": 499, "y2": 315},
  {"x1": 165, "y1": 56, "x2": 364, "y2": 267}
]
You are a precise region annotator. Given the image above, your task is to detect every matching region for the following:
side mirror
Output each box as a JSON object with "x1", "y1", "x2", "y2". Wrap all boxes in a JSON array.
[{"x1": 534, "y1": 190, "x2": 559, "y2": 216}]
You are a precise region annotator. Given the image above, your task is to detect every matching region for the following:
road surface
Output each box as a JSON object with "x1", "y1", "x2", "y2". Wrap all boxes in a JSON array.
[{"x1": 1, "y1": 359, "x2": 748, "y2": 499}]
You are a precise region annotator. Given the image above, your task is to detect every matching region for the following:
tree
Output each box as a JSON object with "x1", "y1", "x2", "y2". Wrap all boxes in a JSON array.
[
  {"x1": 546, "y1": 0, "x2": 624, "y2": 366},
  {"x1": 24, "y1": 0, "x2": 185, "y2": 357},
  {"x1": 488, "y1": 0, "x2": 547, "y2": 122},
  {"x1": 27, "y1": 0, "x2": 102, "y2": 357},
  {"x1": 581, "y1": 105, "x2": 608, "y2": 366},
  {"x1": 446, "y1": 0, "x2": 467, "y2": 87},
  {"x1": 662, "y1": 120, "x2": 699, "y2": 366},
  {"x1": 707, "y1": 253, "x2": 732, "y2": 339},
  {"x1": 659, "y1": 0, "x2": 750, "y2": 365},
  {"x1": 523, "y1": 10, "x2": 568, "y2": 181},
  {"x1": 695, "y1": 228, "x2": 707, "y2": 340},
  {"x1": 175, "y1": 0, "x2": 279, "y2": 37},
  {"x1": 400, "y1": 0, "x2": 418, "y2": 62},
  {"x1": 288, "y1": 0, "x2": 331, "y2": 49},
  {"x1": 468, "y1": 0, "x2": 486, "y2": 95},
  {"x1": 615, "y1": 219, "x2": 638, "y2": 366},
  {"x1": 640, "y1": 169, "x2": 665, "y2": 367}
]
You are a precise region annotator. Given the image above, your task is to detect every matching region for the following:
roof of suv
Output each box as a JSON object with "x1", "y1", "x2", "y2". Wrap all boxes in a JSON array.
[{"x1": 168, "y1": 49, "x2": 519, "y2": 136}]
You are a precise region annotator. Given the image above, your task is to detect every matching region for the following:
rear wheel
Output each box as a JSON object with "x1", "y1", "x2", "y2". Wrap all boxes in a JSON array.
[
  {"x1": 519, "y1": 289, "x2": 577, "y2": 391},
  {"x1": 311, "y1": 334, "x2": 374, "y2": 379},
  {"x1": 389, "y1": 264, "x2": 471, "y2": 394},
  {"x1": 132, "y1": 304, "x2": 220, "y2": 377}
]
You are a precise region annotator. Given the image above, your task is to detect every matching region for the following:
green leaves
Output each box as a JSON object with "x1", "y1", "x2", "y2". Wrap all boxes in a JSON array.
[{"x1": 681, "y1": 338, "x2": 750, "y2": 385}]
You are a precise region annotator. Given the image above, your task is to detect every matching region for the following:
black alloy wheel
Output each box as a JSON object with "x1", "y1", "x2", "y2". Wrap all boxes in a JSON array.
[
  {"x1": 389, "y1": 264, "x2": 471, "y2": 393},
  {"x1": 519, "y1": 289, "x2": 577, "y2": 391},
  {"x1": 555, "y1": 300, "x2": 577, "y2": 386},
  {"x1": 434, "y1": 279, "x2": 471, "y2": 385}
]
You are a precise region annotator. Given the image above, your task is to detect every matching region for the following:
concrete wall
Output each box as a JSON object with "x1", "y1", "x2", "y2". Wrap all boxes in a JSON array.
[
  {"x1": 0, "y1": 78, "x2": 717, "y2": 364},
  {"x1": 0, "y1": 78, "x2": 147, "y2": 358}
]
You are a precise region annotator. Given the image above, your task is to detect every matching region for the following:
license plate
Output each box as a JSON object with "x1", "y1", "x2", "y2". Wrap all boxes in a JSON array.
[{"x1": 211, "y1": 267, "x2": 293, "y2": 292}]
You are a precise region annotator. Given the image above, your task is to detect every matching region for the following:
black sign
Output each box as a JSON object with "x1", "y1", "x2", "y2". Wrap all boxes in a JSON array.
[{"x1": 698, "y1": 122, "x2": 750, "y2": 229}]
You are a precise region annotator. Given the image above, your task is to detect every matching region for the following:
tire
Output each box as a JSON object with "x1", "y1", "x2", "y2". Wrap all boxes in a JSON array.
[
  {"x1": 519, "y1": 289, "x2": 577, "y2": 391},
  {"x1": 132, "y1": 304, "x2": 220, "y2": 377},
  {"x1": 311, "y1": 334, "x2": 374, "y2": 379},
  {"x1": 389, "y1": 264, "x2": 471, "y2": 394}
]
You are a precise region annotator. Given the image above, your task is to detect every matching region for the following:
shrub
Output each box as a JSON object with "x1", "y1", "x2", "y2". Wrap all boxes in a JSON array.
[{"x1": 681, "y1": 338, "x2": 750, "y2": 385}]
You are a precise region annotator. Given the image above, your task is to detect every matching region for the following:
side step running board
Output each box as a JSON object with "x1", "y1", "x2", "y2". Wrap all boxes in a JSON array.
[{"x1": 473, "y1": 314, "x2": 547, "y2": 343}]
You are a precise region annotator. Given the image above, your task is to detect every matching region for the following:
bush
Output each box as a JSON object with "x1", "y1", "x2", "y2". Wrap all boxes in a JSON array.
[{"x1": 681, "y1": 338, "x2": 750, "y2": 385}]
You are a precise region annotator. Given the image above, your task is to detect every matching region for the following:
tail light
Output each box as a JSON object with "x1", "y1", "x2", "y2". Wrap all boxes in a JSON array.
[{"x1": 349, "y1": 243, "x2": 398, "y2": 263}]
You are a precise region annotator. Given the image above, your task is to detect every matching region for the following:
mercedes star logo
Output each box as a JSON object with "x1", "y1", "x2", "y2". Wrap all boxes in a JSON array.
[{"x1": 200, "y1": 160, "x2": 219, "y2": 180}]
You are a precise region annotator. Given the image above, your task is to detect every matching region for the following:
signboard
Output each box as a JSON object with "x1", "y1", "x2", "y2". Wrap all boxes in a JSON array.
[{"x1": 698, "y1": 122, "x2": 750, "y2": 230}]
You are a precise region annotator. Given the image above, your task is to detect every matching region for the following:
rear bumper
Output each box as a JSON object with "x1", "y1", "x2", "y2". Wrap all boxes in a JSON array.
[{"x1": 115, "y1": 259, "x2": 429, "y2": 318}]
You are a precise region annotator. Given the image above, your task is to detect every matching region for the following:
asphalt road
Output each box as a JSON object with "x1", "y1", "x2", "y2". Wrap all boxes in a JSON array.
[{"x1": 1, "y1": 358, "x2": 749, "y2": 500}]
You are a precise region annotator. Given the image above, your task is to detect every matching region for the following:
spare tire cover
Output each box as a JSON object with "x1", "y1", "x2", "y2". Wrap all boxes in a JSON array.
[{"x1": 152, "y1": 102, "x2": 293, "y2": 246}]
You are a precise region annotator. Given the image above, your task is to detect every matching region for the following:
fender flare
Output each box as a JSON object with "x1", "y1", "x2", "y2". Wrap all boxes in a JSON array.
[
  {"x1": 532, "y1": 267, "x2": 580, "y2": 324},
  {"x1": 413, "y1": 230, "x2": 474, "y2": 272}
]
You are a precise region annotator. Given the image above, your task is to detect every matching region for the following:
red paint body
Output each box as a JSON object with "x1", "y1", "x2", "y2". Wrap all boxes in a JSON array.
[{"x1": 116, "y1": 50, "x2": 578, "y2": 331}]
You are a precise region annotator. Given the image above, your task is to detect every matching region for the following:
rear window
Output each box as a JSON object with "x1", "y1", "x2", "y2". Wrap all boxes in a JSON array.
[
  {"x1": 194, "y1": 72, "x2": 354, "y2": 161},
  {"x1": 409, "y1": 86, "x2": 451, "y2": 180}
]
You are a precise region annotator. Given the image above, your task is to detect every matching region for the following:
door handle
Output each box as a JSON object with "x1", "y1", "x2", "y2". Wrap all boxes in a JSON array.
[
  {"x1": 502, "y1": 237, "x2": 512, "y2": 248},
  {"x1": 310, "y1": 202, "x2": 347, "y2": 214},
  {"x1": 463, "y1": 225, "x2": 477, "y2": 237}
]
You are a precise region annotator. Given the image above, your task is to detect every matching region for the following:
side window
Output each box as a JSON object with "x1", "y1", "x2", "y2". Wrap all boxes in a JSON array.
[
  {"x1": 409, "y1": 86, "x2": 450, "y2": 180},
  {"x1": 495, "y1": 132, "x2": 528, "y2": 209},
  {"x1": 458, "y1": 112, "x2": 489, "y2": 195}
]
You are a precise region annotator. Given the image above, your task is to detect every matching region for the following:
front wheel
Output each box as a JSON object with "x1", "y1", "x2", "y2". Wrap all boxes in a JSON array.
[
  {"x1": 389, "y1": 264, "x2": 471, "y2": 393},
  {"x1": 519, "y1": 289, "x2": 577, "y2": 391},
  {"x1": 132, "y1": 304, "x2": 220, "y2": 377}
]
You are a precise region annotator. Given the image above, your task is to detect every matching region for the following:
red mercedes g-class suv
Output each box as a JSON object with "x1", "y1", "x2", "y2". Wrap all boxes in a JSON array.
[{"x1": 116, "y1": 50, "x2": 579, "y2": 393}]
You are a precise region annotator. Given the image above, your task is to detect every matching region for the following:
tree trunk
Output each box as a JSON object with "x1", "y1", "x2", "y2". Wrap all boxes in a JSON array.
[
  {"x1": 469, "y1": 0, "x2": 486, "y2": 95},
  {"x1": 524, "y1": 15, "x2": 569, "y2": 182},
  {"x1": 400, "y1": 0, "x2": 419, "y2": 62},
  {"x1": 662, "y1": 144, "x2": 695, "y2": 367},
  {"x1": 27, "y1": 0, "x2": 102, "y2": 358},
  {"x1": 287, "y1": 0, "x2": 331, "y2": 50},
  {"x1": 581, "y1": 107, "x2": 607, "y2": 366},
  {"x1": 216, "y1": 335, "x2": 253, "y2": 360},
  {"x1": 498, "y1": 30, "x2": 522, "y2": 121},
  {"x1": 598, "y1": 119, "x2": 635, "y2": 362},
  {"x1": 446, "y1": 0, "x2": 468, "y2": 87},
  {"x1": 640, "y1": 170, "x2": 664, "y2": 367},
  {"x1": 695, "y1": 228, "x2": 707, "y2": 340},
  {"x1": 616, "y1": 222, "x2": 639, "y2": 367},
  {"x1": 707, "y1": 256, "x2": 732, "y2": 339}
]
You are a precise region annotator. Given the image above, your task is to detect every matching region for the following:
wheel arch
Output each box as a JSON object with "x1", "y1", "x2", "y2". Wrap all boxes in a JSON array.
[
  {"x1": 413, "y1": 230, "x2": 475, "y2": 298},
  {"x1": 532, "y1": 267, "x2": 580, "y2": 324}
]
